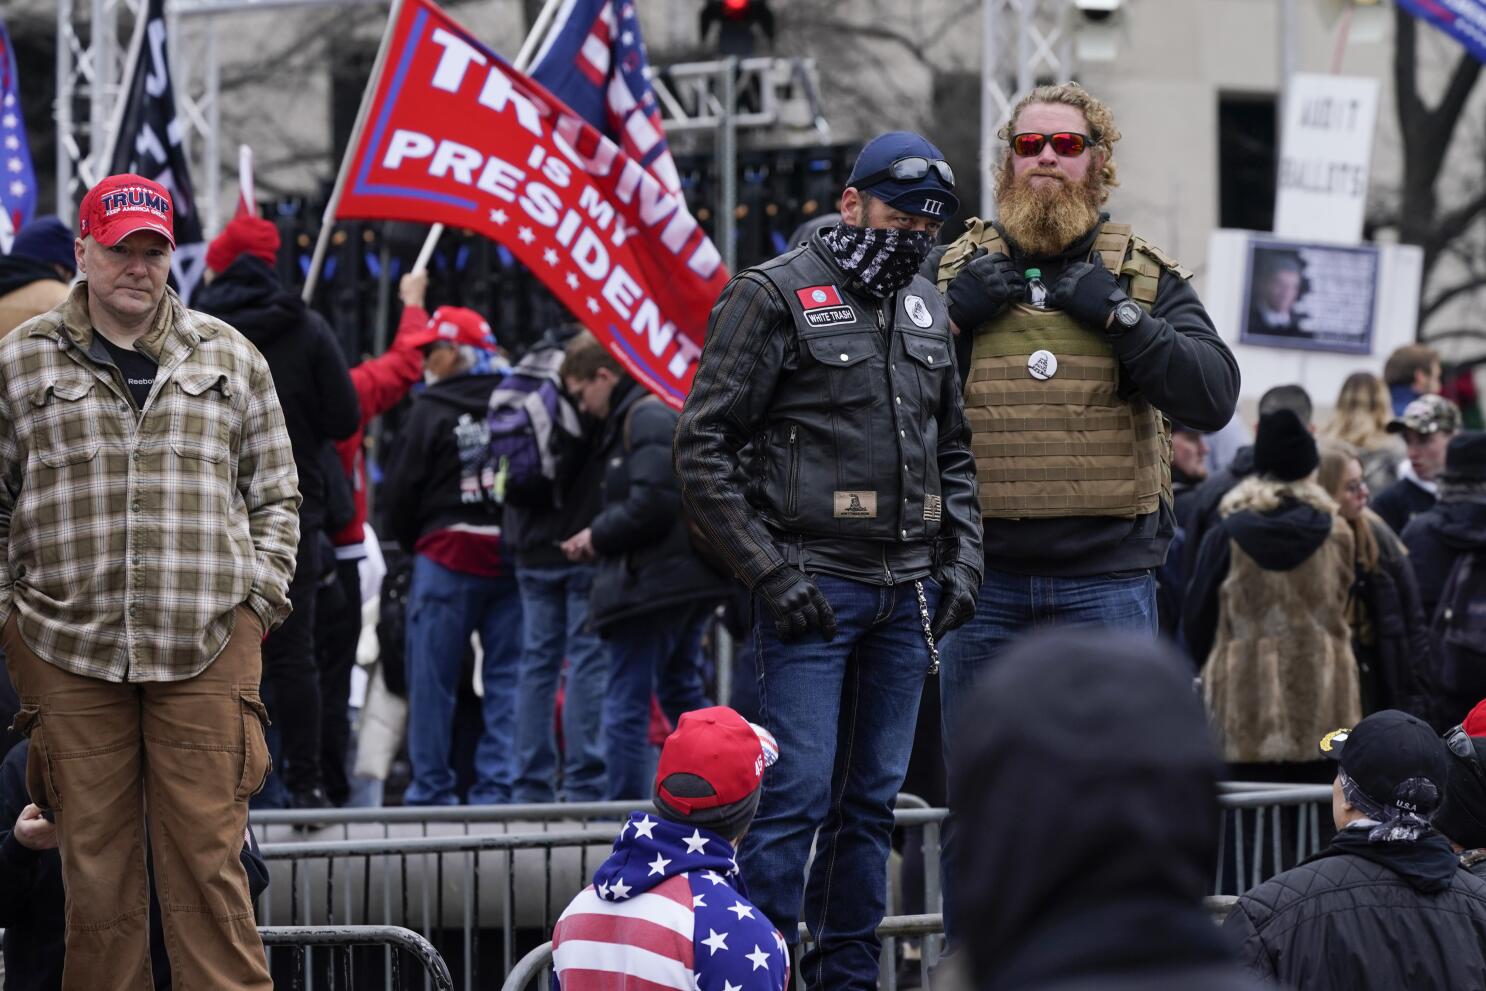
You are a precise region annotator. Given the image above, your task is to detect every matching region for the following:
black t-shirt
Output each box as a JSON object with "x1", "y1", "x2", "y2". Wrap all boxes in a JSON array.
[{"x1": 100, "y1": 336, "x2": 159, "y2": 409}]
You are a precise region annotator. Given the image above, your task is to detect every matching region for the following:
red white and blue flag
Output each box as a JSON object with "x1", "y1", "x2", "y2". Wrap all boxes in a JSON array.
[
  {"x1": 1398, "y1": 0, "x2": 1486, "y2": 65},
  {"x1": 0, "y1": 18, "x2": 37, "y2": 247},
  {"x1": 530, "y1": 0, "x2": 685, "y2": 199},
  {"x1": 333, "y1": 0, "x2": 726, "y2": 409}
]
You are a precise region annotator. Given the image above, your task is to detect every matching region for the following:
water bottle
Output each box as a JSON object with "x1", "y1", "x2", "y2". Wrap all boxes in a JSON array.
[{"x1": 1025, "y1": 268, "x2": 1048, "y2": 310}]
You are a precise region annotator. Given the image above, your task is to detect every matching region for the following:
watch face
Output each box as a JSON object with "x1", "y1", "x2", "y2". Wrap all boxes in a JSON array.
[{"x1": 1115, "y1": 301, "x2": 1141, "y2": 327}]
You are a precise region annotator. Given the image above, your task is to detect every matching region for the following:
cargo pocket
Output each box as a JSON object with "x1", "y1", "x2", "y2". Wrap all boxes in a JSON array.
[
  {"x1": 234, "y1": 694, "x2": 272, "y2": 801},
  {"x1": 10, "y1": 707, "x2": 60, "y2": 812}
]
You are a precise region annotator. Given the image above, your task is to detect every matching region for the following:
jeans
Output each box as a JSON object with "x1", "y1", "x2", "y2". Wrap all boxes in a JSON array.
[
  {"x1": 739, "y1": 575, "x2": 938, "y2": 991},
  {"x1": 404, "y1": 555, "x2": 524, "y2": 806},
  {"x1": 511, "y1": 563, "x2": 608, "y2": 803},
  {"x1": 601, "y1": 601, "x2": 712, "y2": 800},
  {"x1": 937, "y1": 566, "x2": 1157, "y2": 941},
  {"x1": 4, "y1": 609, "x2": 272, "y2": 991}
]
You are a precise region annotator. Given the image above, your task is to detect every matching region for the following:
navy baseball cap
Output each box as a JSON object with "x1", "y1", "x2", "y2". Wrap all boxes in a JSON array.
[
  {"x1": 1320, "y1": 710, "x2": 1448, "y2": 817},
  {"x1": 847, "y1": 131, "x2": 960, "y2": 220}
]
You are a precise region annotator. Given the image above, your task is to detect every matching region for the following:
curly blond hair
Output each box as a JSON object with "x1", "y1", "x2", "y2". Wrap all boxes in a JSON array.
[{"x1": 996, "y1": 82, "x2": 1120, "y2": 201}]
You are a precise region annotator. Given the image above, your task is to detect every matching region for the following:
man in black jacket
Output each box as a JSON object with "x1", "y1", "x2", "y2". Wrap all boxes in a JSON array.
[
  {"x1": 505, "y1": 326, "x2": 608, "y2": 804},
  {"x1": 1402, "y1": 432, "x2": 1486, "y2": 728},
  {"x1": 951, "y1": 631, "x2": 1269, "y2": 991},
  {"x1": 1376, "y1": 395, "x2": 1462, "y2": 537},
  {"x1": 194, "y1": 216, "x2": 361, "y2": 808},
  {"x1": 1434, "y1": 700, "x2": 1486, "y2": 879},
  {"x1": 1226, "y1": 710, "x2": 1486, "y2": 991},
  {"x1": 674, "y1": 131, "x2": 981, "y2": 991},
  {"x1": 560, "y1": 333, "x2": 731, "y2": 802},
  {"x1": 379, "y1": 306, "x2": 521, "y2": 806}
]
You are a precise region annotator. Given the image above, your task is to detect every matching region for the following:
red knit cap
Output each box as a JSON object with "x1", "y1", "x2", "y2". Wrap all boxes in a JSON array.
[{"x1": 206, "y1": 215, "x2": 281, "y2": 273}]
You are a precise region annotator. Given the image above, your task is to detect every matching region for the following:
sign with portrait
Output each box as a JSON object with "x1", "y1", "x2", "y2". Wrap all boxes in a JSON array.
[{"x1": 1239, "y1": 239, "x2": 1378, "y2": 355}]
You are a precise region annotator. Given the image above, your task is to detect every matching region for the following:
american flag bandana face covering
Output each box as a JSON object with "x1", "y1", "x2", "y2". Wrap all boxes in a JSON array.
[{"x1": 820, "y1": 221, "x2": 937, "y2": 298}]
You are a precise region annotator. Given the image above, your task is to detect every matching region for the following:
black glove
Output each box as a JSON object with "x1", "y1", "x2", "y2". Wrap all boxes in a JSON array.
[
  {"x1": 1049, "y1": 261, "x2": 1126, "y2": 331},
  {"x1": 929, "y1": 562, "x2": 980, "y2": 640},
  {"x1": 757, "y1": 567, "x2": 838, "y2": 643},
  {"x1": 946, "y1": 250, "x2": 1026, "y2": 331}
]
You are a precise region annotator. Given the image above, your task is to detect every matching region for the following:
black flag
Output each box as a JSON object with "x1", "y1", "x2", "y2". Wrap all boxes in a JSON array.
[{"x1": 107, "y1": 0, "x2": 206, "y2": 301}]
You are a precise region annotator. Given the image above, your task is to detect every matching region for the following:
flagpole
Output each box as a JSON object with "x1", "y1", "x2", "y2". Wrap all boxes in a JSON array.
[
  {"x1": 409, "y1": 0, "x2": 568, "y2": 275},
  {"x1": 96, "y1": 0, "x2": 151, "y2": 176},
  {"x1": 301, "y1": 0, "x2": 410, "y2": 303}
]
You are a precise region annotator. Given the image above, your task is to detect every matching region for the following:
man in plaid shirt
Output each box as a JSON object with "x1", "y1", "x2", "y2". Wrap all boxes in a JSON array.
[{"x1": 0, "y1": 173, "x2": 299, "y2": 989}]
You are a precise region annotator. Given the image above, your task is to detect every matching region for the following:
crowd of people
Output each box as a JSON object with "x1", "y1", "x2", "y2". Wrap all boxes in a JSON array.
[{"x1": 0, "y1": 78, "x2": 1484, "y2": 991}]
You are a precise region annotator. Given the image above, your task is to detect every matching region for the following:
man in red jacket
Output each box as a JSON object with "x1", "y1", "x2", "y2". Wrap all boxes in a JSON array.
[{"x1": 314, "y1": 272, "x2": 427, "y2": 805}]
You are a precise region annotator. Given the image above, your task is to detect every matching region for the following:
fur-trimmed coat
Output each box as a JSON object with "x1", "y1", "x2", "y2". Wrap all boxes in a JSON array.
[{"x1": 1184, "y1": 476, "x2": 1361, "y2": 763}]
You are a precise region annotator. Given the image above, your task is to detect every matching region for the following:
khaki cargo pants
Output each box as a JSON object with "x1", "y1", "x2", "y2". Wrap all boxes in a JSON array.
[{"x1": 3, "y1": 607, "x2": 274, "y2": 991}]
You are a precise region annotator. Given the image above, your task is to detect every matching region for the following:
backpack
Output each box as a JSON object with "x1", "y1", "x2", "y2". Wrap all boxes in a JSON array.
[
  {"x1": 1431, "y1": 549, "x2": 1486, "y2": 700},
  {"x1": 622, "y1": 394, "x2": 733, "y2": 580},
  {"x1": 486, "y1": 345, "x2": 582, "y2": 507}
]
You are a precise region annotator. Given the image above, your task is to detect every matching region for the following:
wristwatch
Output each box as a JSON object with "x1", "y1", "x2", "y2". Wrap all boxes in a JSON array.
[{"x1": 1111, "y1": 299, "x2": 1142, "y2": 332}]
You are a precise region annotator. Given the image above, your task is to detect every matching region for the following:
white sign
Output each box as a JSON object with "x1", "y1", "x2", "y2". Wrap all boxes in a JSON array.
[{"x1": 1274, "y1": 74, "x2": 1379, "y2": 245}]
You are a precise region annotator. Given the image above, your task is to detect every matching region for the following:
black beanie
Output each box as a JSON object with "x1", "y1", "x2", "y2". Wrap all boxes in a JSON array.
[
  {"x1": 1435, "y1": 741, "x2": 1486, "y2": 850},
  {"x1": 1253, "y1": 408, "x2": 1318, "y2": 482}
]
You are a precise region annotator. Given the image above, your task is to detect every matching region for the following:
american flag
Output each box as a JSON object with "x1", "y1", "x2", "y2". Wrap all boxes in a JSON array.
[
  {"x1": 551, "y1": 812, "x2": 789, "y2": 991},
  {"x1": 0, "y1": 17, "x2": 37, "y2": 247},
  {"x1": 530, "y1": 0, "x2": 685, "y2": 200}
]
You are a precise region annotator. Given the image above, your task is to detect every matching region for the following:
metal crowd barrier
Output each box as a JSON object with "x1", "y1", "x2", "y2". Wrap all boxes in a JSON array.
[{"x1": 259, "y1": 925, "x2": 453, "y2": 991}]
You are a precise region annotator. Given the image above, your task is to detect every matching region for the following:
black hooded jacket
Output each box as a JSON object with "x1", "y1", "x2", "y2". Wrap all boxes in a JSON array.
[
  {"x1": 1225, "y1": 827, "x2": 1486, "y2": 990},
  {"x1": 1401, "y1": 498, "x2": 1486, "y2": 622},
  {"x1": 380, "y1": 371, "x2": 506, "y2": 554},
  {"x1": 0, "y1": 256, "x2": 60, "y2": 299},
  {"x1": 951, "y1": 632, "x2": 1268, "y2": 991},
  {"x1": 193, "y1": 255, "x2": 360, "y2": 522},
  {"x1": 1182, "y1": 492, "x2": 1334, "y2": 664},
  {"x1": 1181, "y1": 444, "x2": 1255, "y2": 581}
]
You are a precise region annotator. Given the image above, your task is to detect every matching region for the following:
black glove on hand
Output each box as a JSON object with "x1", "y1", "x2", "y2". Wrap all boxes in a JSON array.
[
  {"x1": 758, "y1": 567, "x2": 838, "y2": 643},
  {"x1": 1050, "y1": 261, "x2": 1125, "y2": 331},
  {"x1": 946, "y1": 250, "x2": 1026, "y2": 331},
  {"x1": 930, "y1": 562, "x2": 980, "y2": 640}
]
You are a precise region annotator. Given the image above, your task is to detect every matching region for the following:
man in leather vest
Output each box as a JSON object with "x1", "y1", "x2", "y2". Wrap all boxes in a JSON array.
[
  {"x1": 928, "y1": 82, "x2": 1239, "y2": 940},
  {"x1": 675, "y1": 131, "x2": 982, "y2": 991}
]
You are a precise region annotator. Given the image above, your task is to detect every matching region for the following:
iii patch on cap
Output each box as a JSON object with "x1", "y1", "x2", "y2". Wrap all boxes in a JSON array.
[
  {"x1": 78, "y1": 174, "x2": 176, "y2": 248},
  {"x1": 847, "y1": 131, "x2": 960, "y2": 220}
]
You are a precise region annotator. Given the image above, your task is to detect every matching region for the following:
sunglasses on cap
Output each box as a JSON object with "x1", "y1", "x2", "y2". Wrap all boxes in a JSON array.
[
  {"x1": 1011, "y1": 132, "x2": 1091, "y2": 158},
  {"x1": 853, "y1": 155, "x2": 956, "y2": 190},
  {"x1": 1447, "y1": 725, "x2": 1486, "y2": 785}
]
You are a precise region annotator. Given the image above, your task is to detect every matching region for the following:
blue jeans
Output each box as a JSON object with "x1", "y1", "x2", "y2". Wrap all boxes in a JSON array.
[
  {"x1": 511, "y1": 563, "x2": 608, "y2": 803},
  {"x1": 937, "y1": 566, "x2": 1157, "y2": 940},
  {"x1": 739, "y1": 575, "x2": 939, "y2": 991},
  {"x1": 602, "y1": 601, "x2": 712, "y2": 800},
  {"x1": 404, "y1": 555, "x2": 524, "y2": 806}
]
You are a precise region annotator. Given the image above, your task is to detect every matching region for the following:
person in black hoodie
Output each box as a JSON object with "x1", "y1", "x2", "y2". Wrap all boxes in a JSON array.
[
  {"x1": 559, "y1": 333, "x2": 732, "y2": 801},
  {"x1": 503, "y1": 325, "x2": 608, "y2": 804},
  {"x1": 1226, "y1": 710, "x2": 1486, "y2": 991},
  {"x1": 949, "y1": 630, "x2": 1268, "y2": 991},
  {"x1": 0, "y1": 740, "x2": 270, "y2": 990},
  {"x1": 1434, "y1": 699, "x2": 1486, "y2": 879},
  {"x1": 1402, "y1": 431, "x2": 1486, "y2": 729},
  {"x1": 379, "y1": 306, "x2": 521, "y2": 806},
  {"x1": 194, "y1": 216, "x2": 361, "y2": 808}
]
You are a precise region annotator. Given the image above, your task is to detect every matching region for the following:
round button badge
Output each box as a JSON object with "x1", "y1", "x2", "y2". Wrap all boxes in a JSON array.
[{"x1": 1027, "y1": 349, "x2": 1058, "y2": 381}]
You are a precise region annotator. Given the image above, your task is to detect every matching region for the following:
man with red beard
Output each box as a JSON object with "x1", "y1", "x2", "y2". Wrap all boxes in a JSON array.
[{"x1": 927, "y1": 82, "x2": 1239, "y2": 941}]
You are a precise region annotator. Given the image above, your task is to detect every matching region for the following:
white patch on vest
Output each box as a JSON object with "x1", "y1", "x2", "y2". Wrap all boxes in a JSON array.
[
  {"x1": 1027, "y1": 349, "x2": 1058, "y2": 381},
  {"x1": 804, "y1": 305, "x2": 857, "y2": 328},
  {"x1": 904, "y1": 294, "x2": 934, "y2": 329},
  {"x1": 833, "y1": 491, "x2": 878, "y2": 519}
]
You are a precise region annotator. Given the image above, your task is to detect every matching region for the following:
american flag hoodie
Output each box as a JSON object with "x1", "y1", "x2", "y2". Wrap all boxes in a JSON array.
[{"x1": 552, "y1": 812, "x2": 789, "y2": 991}]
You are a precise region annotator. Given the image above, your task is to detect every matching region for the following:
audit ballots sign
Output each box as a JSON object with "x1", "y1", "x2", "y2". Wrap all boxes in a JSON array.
[{"x1": 335, "y1": 0, "x2": 727, "y2": 408}]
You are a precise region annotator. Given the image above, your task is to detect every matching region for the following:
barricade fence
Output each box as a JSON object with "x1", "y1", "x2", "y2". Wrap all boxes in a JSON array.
[
  {"x1": 252, "y1": 786, "x2": 1328, "y2": 990},
  {"x1": 263, "y1": 925, "x2": 452, "y2": 991}
]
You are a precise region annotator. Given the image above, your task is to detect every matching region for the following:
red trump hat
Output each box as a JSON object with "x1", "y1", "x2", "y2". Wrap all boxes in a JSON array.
[
  {"x1": 78, "y1": 174, "x2": 176, "y2": 248},
  {"x1": 653, "y1": 707, "x2": 779, "y2": 837},
  {"x1": 403, "y1": 306, "x2": 497, "y2": 351}
]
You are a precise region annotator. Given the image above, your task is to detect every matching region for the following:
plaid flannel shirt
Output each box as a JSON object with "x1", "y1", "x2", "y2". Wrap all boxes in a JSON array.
[{"x1": 0, "y1": 283, "x2": 301, "y2": 682}]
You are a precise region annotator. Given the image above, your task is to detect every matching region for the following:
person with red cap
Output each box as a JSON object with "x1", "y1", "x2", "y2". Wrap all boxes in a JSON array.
[
  {"x1": 0, "y1": 173, "x2": 298, "y2": 988},
  {"x1": 552, "y1": 706, "x2": 788, "y2": 991},
  {"x1": 196, "y1": 213, "x2": 361, "y2": 810},
  {"x1": 378, "y1": 299, "x2": 522, "y2": 806}
]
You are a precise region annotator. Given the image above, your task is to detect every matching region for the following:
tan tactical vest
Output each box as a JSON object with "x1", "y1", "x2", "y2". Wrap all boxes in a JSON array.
[{"x1": 936, "y1": 220, "x2": 1188, "y2": 520}]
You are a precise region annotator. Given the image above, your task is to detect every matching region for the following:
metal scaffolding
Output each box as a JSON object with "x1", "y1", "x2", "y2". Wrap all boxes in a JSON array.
[{"x1": 980, "y1": 0, "x2": 1076, "y2": 217}]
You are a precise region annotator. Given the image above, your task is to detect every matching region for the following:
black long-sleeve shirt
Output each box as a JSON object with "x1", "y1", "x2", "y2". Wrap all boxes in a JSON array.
[{"x1": 927, "y1": 221, "x2": 1241, "y2": 576}]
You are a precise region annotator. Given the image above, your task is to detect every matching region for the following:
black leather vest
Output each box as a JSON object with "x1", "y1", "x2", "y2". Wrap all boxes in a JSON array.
[{"x1": 748, "y1": 239, "x2": 955, "y2": 546}]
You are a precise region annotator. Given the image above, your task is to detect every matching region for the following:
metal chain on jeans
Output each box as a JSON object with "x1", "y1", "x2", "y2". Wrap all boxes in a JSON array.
[{"x1": 914, "y1": 579, "x2": 940, "y2": 675}]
